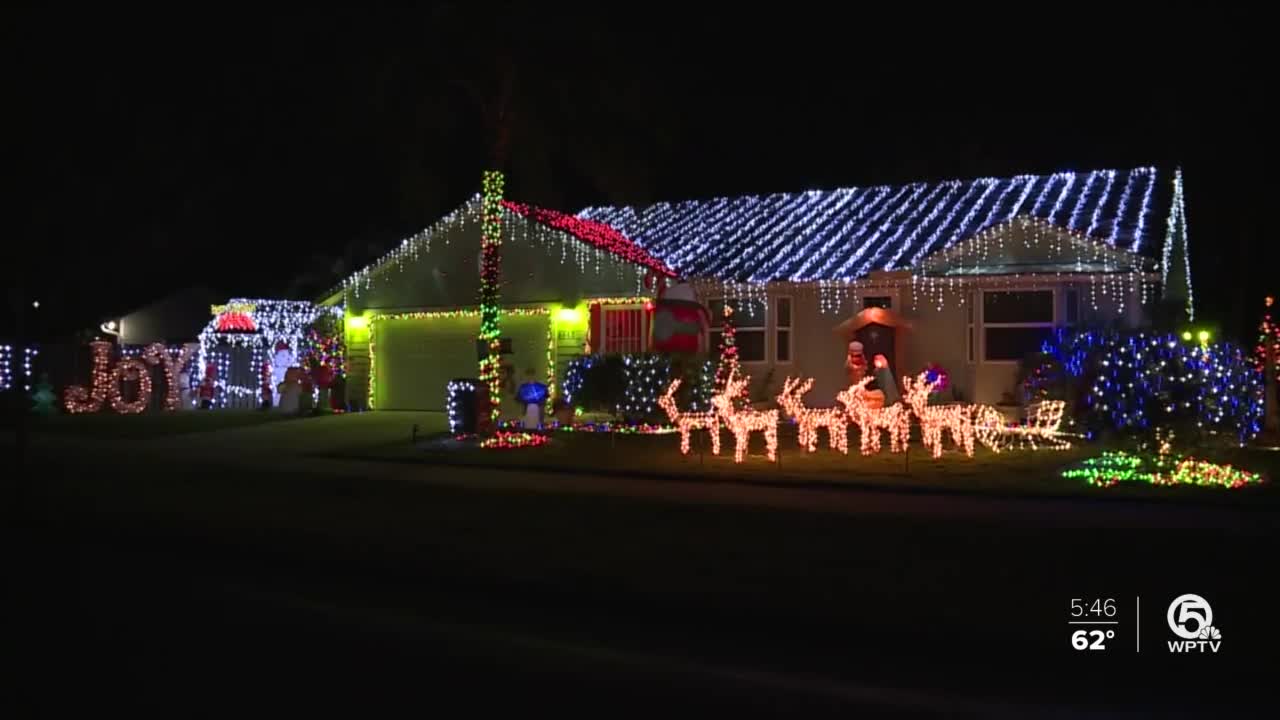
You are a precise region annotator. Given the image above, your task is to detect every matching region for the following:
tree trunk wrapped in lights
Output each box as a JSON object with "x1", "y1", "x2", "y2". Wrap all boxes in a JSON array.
[{"x1": 477, "y1": 170, "x2": 505, "y2": 424}]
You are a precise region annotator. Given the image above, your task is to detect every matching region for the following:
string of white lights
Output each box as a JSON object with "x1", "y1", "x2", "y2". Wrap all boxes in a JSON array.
[
  {"x1": 789, "y1": 186, "x2": 884, "y2": 280},
  {"x1": 1046, "y1": 172, "x2": 1079, "y2": 226},
  {"x1": 897, "y1": 181, "x2": 964, "y2": 269},
  {"x1": 1085, "y1": 170, "x2": 1117, "y2": 238},
  {"x1": 879, "y1": 182, "x2": 950, "y2": 270},
  {"x1": 1068, "y1": 170, "x2": 1102, "y2": 231},
  {"x1": 1131, "y1": 167, "x2": 1157, "y2": 253},
  {"x1": 830, "y1": 183, "x2": 927, "y2": 280},
  {"x1": 748, "y1": 190, "x2": 846, "y2": 282},
  {"x1": 758, "y1": 189, "x2": 858, "y2": 281},
  {"x1": 1029, "y1": 173, "x2": 1064, "y2": 216},
  {"x1": 909, "y1": 180, "x2": 985, "y2": 268}
]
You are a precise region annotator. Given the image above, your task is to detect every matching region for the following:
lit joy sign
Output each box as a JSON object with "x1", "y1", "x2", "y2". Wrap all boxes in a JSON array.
[{"x1": 211, "y1": 302, "x2": 257, "y2": 315}]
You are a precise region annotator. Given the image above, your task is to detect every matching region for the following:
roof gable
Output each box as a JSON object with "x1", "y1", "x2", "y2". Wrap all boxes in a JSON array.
[{"x1": 577, "y1": 168, "x2": 1168, "y2": 283}]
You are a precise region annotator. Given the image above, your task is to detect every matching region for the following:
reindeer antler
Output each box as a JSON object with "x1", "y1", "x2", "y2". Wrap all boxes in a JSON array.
[{"x1": 658, "y1": 378, "x2": 683, "y2": 422}]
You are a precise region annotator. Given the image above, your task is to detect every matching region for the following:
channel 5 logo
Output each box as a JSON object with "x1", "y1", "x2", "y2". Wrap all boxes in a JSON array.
[{"x1": 1166, "y1": 593, "x2": 1222, "y2": 653}]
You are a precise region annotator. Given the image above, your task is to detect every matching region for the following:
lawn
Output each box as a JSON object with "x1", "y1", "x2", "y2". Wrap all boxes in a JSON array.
[
  {"x1": 333, "y1": 421, "x2": 1280, "y2": 504},
  {"x1": 21, "y1": 409, "x2": 295, "y2": 438},
  {"x1": 10, "y1": 408, "x2": 1278, "y2": 503}
]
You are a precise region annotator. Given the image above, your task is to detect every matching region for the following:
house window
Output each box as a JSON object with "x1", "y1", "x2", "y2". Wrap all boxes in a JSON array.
[
  {"x1": 966, "y1": 292, "x2": 975, "y2": 363},
  {"x1": 708, "y1": 298, "x2": 766, "y2": 363},
  {"x1": 1065, "y1": 288, "x2": 1080, "y2": 326},
  {"x1": 775, "y1": 297, "x2": 792, "y2": 363},
  {"x1": 863, "y1": 296, "x2": 892, "y2": 310},
  {"x1": 982, "y1": 290, "x2": 1054, "y2": 362},
  {"x1": 601, "y1": 305, "x2": 646, "y2": 354}
]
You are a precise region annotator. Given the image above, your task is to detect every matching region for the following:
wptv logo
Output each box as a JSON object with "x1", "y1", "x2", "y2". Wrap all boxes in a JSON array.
[{"x1": 1166, "y1": 593, "x2": 1222, "y2": 654}]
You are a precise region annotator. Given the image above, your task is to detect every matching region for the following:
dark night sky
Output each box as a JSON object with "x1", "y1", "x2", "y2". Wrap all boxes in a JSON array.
[{"x1": 8, "y1": 7, "x2": 1274, "y2": 342}]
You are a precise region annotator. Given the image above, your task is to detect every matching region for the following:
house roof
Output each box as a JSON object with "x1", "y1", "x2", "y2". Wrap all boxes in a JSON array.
[
  {"x1": 328, "y1": 195, "x2": 676, "y2": 302},
  {"x1": 501, "y1": 201, "x2": 675, "y2": 277},
  {"x1": 576, "y1": 167, "x2": 1172, "y2": 283}
]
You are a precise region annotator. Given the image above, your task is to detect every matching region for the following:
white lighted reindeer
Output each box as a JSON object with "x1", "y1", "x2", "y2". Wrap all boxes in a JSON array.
[
  {"x1": 902, "y1": 372, "x2": 975, "y2": 458},
  {"x1": 711, "y1": 371, "x2": 778, "y2": 463},
  {"x1": 776, "y1": 376, "x2": 848, "y2": 454},
  {"x1": 659, "y1": 378, "x2": 721, "y2": 456},
  {"x1": 837, "y1": 376, "x2": 911, "y2": 455}
]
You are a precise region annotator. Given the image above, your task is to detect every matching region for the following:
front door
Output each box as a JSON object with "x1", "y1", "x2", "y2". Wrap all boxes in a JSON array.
[{"x1": 855, "y1": 321, "x2": 896, "y2": 385}]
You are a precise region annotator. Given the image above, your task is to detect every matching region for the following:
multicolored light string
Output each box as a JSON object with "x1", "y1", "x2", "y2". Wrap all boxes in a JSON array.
[
  {"x1": 1063, "y1": 443, "x2": 1262, "y2": 490},
  {"x1": 479, "y1": 431, "x2": 550, "y2": 449},
  {"x1": 479, "y1": 170, "x2": 505, "y2": 423}
]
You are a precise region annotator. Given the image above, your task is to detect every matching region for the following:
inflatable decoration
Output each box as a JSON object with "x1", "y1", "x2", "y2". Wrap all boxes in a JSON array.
[{"x1": 648, "y1": 274, "x2": 710, "y2": 354}]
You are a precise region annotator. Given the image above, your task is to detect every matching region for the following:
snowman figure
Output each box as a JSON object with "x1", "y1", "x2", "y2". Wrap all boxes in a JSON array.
[{"x1": 270, "y1": 341, "x2": 295, "y2": 407}]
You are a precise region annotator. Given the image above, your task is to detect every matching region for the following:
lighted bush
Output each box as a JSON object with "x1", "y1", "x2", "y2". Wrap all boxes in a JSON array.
[
  {"x1": 1040, "y1": 328, "x2": 1263, "y2": 445},
  {"x1": 564, "y1": 353, "x2": 713, "y2": 422}
]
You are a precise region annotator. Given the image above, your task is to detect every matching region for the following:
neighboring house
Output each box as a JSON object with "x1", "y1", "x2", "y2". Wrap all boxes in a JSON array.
[
  {"x1": 328, "y1": 166, "x2": 1190, "y2": 411},
  {"x1": 110, "y1": 285, "x2": 222, "y2": 346}
]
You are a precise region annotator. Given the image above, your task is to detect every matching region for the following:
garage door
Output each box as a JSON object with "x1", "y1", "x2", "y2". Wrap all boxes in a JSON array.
[
  {"x1": 375, "y1": 317, "x2": 479, "y2": 410},
  {"x1": 374, "y1": 314, "x2": 552, "y2": 413}
]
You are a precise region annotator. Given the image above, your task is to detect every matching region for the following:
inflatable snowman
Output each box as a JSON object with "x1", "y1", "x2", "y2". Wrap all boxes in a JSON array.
[{"x1": 650, "y1": 277, "x2": 710, "y2": 354}]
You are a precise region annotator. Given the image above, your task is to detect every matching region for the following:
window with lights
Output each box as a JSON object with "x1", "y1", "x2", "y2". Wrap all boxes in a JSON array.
[
  {"x1": 708, "y1": 298, "x2": 766, "y2": 363},
  {"x1": 600, "y1": 304, "x2": 647, "y2": 354}
]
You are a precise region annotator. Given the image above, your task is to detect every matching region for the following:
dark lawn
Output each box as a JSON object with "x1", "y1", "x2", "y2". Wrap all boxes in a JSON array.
[
  {"x1": 20, "y1": 409, "x2": 296, "y2": 437},
  {"x1": 336, "y1": 424, "x2": 1280, "y2": 505},
  {"x1": 11, "y1": 446, "x2": 1278, "y2": 714}
]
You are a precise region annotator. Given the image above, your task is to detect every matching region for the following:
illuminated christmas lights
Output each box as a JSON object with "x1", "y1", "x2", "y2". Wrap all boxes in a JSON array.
[
  {"x1": 911, "y1": 215, "x2": 1153, "y2": 311},
  {"x1": 710, "y1": 371, "x2": 778, "y2": 463},
  {"x1": 1063, "y1": 432, "x2": 1262, "y2": 490},
  {"x1": 198, "y1": 300, "x2": 340, "y2": 409},
  {"x1": 712, "y1": 303, "x2": 743, "y2": 403},
  {"x1": 621, "y1": 354, "x2": 670, "y2": 421},
  {"x1": 776, "y1": 377, "x2": 849, "y2": 454},
  {"x1": 479, "y1": 431, "x2": 550, "y2": 449},
  {"x1": 108, "y1": 358, "x2": 152, "y2": 414},
  {"x1": 478, "y1": 170, "x2": 505, "y2": 423},
  {"x1": 902, "y1": 373, "x2": 974, "y2": 458},
  {"x1": 973, "y1": 400, "x2": 1070, "y2": 453},
  {"x1": 836, "y1": 377, "x2": 910, "y2": 455},
  {"x1": 659, "y1": 378, "x2": 721, "y2": 456},
  {"x1": 0, "y1": 344, "x2": 39, "y2": 393},
  {"x1": 0, "y1": 345, "x2": 10, "y2": 392},
  {"x1": 502, "y1": 201, "x2": 675, "y2": 277},
  {"x1": 1042, "y1": 328, "x2": 1263, "y2": 445},
  {"x1": 142, "y1": 343, "x2": 195, "y2": 412},
  {"x1": 64, "y1": 341, "x2": 113, "y2": 414},
  {"x1": 1162, "y1": 168, "x2": 1194, "y2": 320},
  {"x1": 578, "y1": 168, "x2": 1166, "y2": 285},
  {"x1": 447, "y1": 380, "x2": 478, "y2": 434}
]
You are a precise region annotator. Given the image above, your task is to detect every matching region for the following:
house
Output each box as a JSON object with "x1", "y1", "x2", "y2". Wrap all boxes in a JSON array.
[
  {"x1": 107, "y1": 285, "x2": 222, "y2": 345},
  {"x1": 324, "y1": 197, "x2": 676, "y2": 415},
  {"x1": 328, "y1": 166, "x2": 1190, "y2": 412}
]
